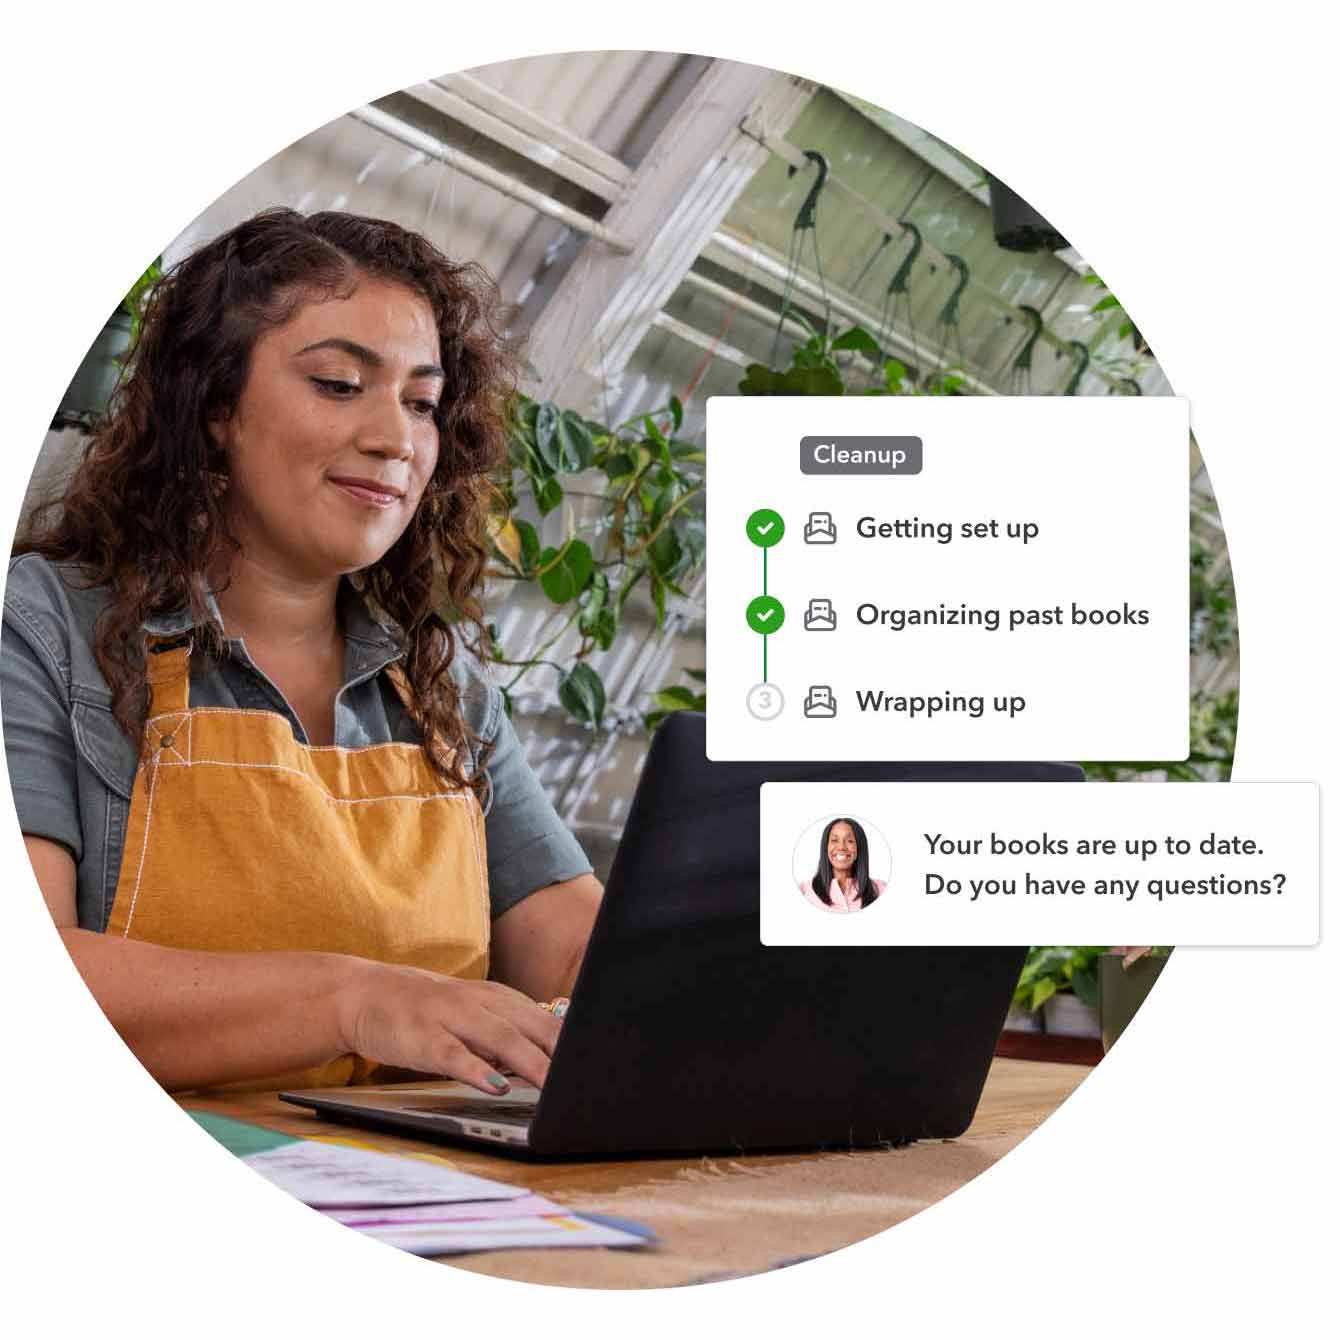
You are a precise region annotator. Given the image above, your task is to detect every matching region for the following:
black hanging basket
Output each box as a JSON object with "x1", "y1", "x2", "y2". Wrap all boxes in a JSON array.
[{"x1": 986, "y1": 174, "x2": 1069, "y2": 253}]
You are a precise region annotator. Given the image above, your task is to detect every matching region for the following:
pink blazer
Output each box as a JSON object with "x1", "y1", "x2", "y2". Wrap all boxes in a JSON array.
[{"x1": 798, "y1": 876, "x2": 886, "y2": 913}]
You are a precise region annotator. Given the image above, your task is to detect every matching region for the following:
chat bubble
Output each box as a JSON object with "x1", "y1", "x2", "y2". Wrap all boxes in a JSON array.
[
  {"x1": 707, "y1": 396, "x2": 1190, "y2": 761},
  {"x1": 760, "y1": 782, "x2": 1318, "y2": 946}
]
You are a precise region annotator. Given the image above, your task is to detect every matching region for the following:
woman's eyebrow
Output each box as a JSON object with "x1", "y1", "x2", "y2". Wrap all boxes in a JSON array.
[{"x1": 295, "y1": 337, "x2": 444, "y2": 378}]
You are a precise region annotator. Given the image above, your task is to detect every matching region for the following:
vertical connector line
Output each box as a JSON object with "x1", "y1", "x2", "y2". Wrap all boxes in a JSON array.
[{"x1": 763, "y1": 548, "x2": 769, "y2": 682}]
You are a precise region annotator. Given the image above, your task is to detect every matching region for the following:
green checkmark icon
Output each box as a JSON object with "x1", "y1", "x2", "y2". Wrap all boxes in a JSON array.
[
  {"x1": 745, "y1": 508, "x2": 785, "y2": 548},
  {"x1": 746, "y1": 595, "x2": 785, "y2": 635}
]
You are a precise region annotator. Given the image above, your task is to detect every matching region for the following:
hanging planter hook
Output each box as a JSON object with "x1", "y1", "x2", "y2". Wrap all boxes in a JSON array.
[
  {"x1": 888, "y1": 222, "x2": 923, "y2": 296},
  {"x1": 1011, "y1": 305, "x2": 1045, "y2": 372},
  {"x1": 1063, "y1": 340, "x2": 1091, "y2": 395},
  {"x1": 936, "y1": 255, "x2": 971, "y2": 329},
  {"x1": 788, "y1": 150, "x2": 830, "y2": 232}
]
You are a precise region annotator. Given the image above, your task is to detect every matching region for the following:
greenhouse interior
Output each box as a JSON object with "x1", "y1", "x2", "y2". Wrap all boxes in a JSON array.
[{"x1": 31, "y1": 52, "x2": 1237, "y2": 1060}]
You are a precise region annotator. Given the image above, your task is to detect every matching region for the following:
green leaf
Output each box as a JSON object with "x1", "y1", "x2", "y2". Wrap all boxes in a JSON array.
[
  {"x1": 1029, "y1": 978, "x2": 1058, "y2": 1010},
  {"x1": 578, "y1": 571, "x2": 609, "y2": 641},
  {"x1": 1071, "y1": 967, "x2": 1100, "y2": 1008},
  {"x1": 513, "y1": 519, "x2": 541, "y2": 573},
  {"x1": 535, "y1": 475, "x2": 563, "y2": 515},
  {"x1": 783, "y1": 364, "x2": 845, "y2": 396},
  {"x1": 831, "y1": 326, "x2": 882, "y2": 358},
  {"x1": 534, "y1": 402, "x2": 560, "y2": 470},
  {"x1": 558, "y1": 662, "x2": 605, "y2": 729},
  {"x1": 684, "y1": 667, "x2": 706, "y2": 682},
  {"x1": 538, "y1": 539, "x2": 594, "y2": 604},
  {"x1": 648, "y1": 525, "x2": 683, "y2": 578},
  {"x1": 884, "y1": 358, "x2": 908, "y2": 392},
  {"x1": 582, "y1": 600, "x2": 618, "y2": 650},
  {"x1": 739, "y1": 364, "x2": 785, "y2": 396},
  {"x1": 603, "y1": 450, "x2": 637, "y2": 480},
  {"x1": 668, "y1": 396, "x2": 683, "y2": 431},
  {"x1": 653, "y1": 686, "x2": 701, "y2": 711},
  {"x1": 680, "y1": 517, "x2": 706, "y2": 570},
  {"x1": 1091, "y1": 294, "x2": 1120, "y2": 314},
  {"x1": 643, "y1": 414, "x2": 667, "y2": 448},
  {"x1": 556, "y1": 411, "x2": 595, "y2": 472}
]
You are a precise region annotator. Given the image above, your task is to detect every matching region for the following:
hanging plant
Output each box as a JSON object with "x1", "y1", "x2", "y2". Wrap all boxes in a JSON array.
[{"x1": 487, "y1": 391, "x2": 705, "y2": 732}]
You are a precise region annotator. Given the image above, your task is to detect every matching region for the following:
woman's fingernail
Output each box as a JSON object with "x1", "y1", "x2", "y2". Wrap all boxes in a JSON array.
[{"x1": 487, "y1": 1072, "x2": 509, "y2": 1091}]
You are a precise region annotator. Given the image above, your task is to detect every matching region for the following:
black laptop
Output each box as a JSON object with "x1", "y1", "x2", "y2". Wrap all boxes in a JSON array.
[{"x1": 282, "y1": 712, "x2": 1082, "y2": 1158}]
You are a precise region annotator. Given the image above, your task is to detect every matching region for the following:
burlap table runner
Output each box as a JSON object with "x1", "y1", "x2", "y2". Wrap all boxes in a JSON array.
[{"x1": 188, "y1": 1057, "x2": 1088, "y2": 1289}]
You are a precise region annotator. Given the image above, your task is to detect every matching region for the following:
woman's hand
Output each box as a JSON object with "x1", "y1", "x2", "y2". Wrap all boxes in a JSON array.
[{"x1": 335, "y1": 960, "x2": 562, "y2": 1094}]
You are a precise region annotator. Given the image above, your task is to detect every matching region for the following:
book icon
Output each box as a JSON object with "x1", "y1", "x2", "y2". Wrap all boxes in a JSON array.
[
  {"x1": 803, "y1": 511, "x2": 837, "y2": 544},
  {"x1": 803, "y1": 685, "x2": 837, "y2": 718},
  {"x1": 804, "y1": 598, "x2": 836, "y2": 631}
]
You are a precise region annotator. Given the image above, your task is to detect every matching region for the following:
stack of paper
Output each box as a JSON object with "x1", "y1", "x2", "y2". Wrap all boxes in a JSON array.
[{"x1": 188, "y1": 1112, "x2": 652, "y2": 1256}]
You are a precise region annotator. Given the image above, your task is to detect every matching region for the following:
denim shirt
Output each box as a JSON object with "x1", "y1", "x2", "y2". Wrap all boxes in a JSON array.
[{"x1": 1, "y1": 554, "x2": 590, "y2": 932}]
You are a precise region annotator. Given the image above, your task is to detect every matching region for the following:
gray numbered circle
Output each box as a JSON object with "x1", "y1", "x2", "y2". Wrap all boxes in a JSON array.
[{"x1": 745, "y1": 682, "x2": 785, "y2": 721}]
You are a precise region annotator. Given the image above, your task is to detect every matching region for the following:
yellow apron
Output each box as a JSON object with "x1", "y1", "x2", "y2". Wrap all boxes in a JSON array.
[{"x1": 104, "y1": 638, "x2": 489, "y2": 1091}]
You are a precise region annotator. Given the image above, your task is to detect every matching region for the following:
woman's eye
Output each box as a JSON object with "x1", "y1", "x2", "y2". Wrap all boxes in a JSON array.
[
  {"x1": 408, "y1": 399, "x2": 440, "y2": 418},
  {"x1": 312, "y1": 377, "x2": 359, "y2": 397}
]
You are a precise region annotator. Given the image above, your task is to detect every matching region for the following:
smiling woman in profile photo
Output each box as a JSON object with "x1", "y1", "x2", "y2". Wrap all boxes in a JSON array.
[
  {"x1": 799, "y1": 817, "x2": 885, "y2": 913},
  {"x1": 2, "y1": 208, "x2": 602, "y2": 1097}
]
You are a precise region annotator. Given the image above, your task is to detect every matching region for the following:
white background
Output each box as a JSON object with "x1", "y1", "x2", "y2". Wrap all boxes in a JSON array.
[
  {"x1": 706, "y1": 396, "x2": 1189, "y2": 759},
  {"x1": 0, "y1": 3, "x2": 1333, "y2": 1334},
  {"x1": 762, "y1": 783, "x2": 1319, "y2": 945}
]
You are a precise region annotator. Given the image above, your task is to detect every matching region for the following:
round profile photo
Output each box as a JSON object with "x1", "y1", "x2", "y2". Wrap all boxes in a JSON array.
[{"x1": 792, "y1": 815, "x2": 891, "y2": 914}]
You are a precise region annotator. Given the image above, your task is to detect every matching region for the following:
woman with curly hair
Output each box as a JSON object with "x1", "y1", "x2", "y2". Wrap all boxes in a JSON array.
[
  {"x1": 799, "y1": 817, "x2": 884, "y2": 913},
  {"x1": 3, "y1": 209, "x2": 600, "y2": 1095}
]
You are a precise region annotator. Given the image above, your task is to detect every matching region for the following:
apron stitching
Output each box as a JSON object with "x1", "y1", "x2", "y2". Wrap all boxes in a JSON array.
[
  {"x1": 120, "y1": 755, "x2": 161, "y2": 938},
  {"x1": 153, "y1": 712, "x2": 191, "y2": 765},
  {"x1": 159, "y1": 707, "x2": 445, "y2": 756},
  {"x1": 153, "y1": 755, "x2": 472, "y2": 805},
  {"x1": 467, "y1": 799, "x2": 489, "y2": 945}
]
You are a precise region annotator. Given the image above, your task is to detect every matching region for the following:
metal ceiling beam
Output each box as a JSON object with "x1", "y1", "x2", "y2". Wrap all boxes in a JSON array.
[
  {"x1": 522, "y1": 64, "x2": 815, "y2": 409},
  {"x1": 409, "y1": 74, "x2": 632, "y2": 203},
  {"x1": 348, "y1": 104, "x2": 634, "y2": 252}
]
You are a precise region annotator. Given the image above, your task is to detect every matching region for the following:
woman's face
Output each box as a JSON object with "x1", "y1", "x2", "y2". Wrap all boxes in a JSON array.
[
  {"x1": 827, "y1": 822, "x2": 859, "y2": 879},
  {"x1": 212, "y1": 277, "x2": 444, "y2": 581}
]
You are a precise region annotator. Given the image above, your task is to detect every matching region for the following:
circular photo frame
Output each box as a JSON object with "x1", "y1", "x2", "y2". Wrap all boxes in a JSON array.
[{"x1": 791, "y1": 813, "x2": 892, "y2": 914}]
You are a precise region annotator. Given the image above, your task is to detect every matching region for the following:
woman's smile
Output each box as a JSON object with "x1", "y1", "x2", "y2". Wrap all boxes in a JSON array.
[{"x1": 328, "y1": 474, "x2": 407, "y2": 508}]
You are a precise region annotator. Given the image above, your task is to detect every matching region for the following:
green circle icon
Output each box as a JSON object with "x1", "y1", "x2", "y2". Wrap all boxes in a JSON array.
[
  {"x1": 746, "y1": 595, "x2": 785, "y2": 635},
  {"x1": 745, "y1": 508, "x2": 785, "y2": 548}
]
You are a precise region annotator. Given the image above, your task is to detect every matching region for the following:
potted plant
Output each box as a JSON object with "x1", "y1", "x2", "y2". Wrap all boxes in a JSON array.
[
  {"x1": 1008, "y1": 945, "x2": 1103, "y2": 1037},
  {"x1": 1099, "y1": 947, "x2": 1171, "y2": 1051},
  {"x1": 52, "y1": 257, "x2": 162, "y2": 430}
]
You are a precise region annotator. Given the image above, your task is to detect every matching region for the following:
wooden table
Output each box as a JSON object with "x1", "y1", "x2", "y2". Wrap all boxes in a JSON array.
[{"x1": 182, "y1": 1057, "x2": 1091, "y2": 1287}]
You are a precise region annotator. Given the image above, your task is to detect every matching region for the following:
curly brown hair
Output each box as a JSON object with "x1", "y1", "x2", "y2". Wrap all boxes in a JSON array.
[{"x1": 20, "y1": 208, "x2": 516, "y2": 798}]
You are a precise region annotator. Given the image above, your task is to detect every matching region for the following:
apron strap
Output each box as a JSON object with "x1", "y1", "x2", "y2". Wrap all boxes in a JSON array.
[{"x1": 145, "y1": 637, "x2": 193, "y2": 719}]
